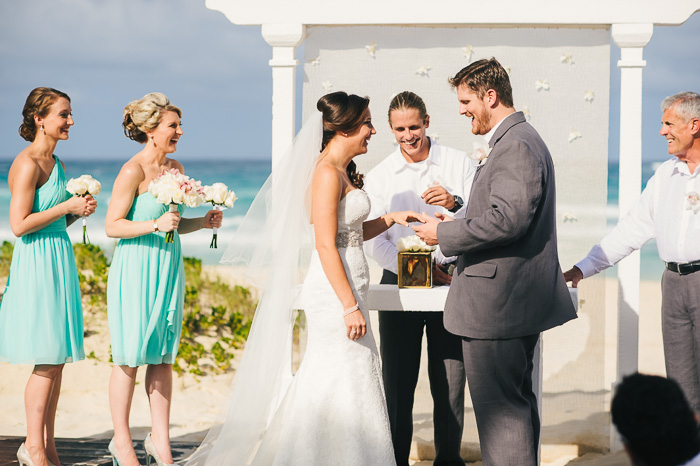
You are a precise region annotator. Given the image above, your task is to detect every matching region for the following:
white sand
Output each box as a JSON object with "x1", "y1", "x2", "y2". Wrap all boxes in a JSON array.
[{"x1": 0, "y1": 267, "x2": 663, "y2": 465}]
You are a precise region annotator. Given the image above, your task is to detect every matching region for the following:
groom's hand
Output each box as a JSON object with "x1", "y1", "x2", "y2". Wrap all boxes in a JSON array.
[
  {"x1": 434, "y1": 212, "x2": 454, "y2": 222},
  {"x1": 412, "y1": 211, "x2": 440, "y2": 246},
  {"x1": 563, "y1": 266, "x2": 584, "y2": 288}
]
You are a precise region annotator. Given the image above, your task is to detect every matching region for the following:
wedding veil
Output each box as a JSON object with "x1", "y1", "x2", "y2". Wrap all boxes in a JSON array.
[{"x1": 185, "y1": 112, "x2": 323, "y2": 465}]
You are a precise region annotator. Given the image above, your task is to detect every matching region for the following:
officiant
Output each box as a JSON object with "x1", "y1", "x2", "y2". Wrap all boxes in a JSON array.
[{"x1": 363, "y1": 91, "x2": 476, "y2": 466}]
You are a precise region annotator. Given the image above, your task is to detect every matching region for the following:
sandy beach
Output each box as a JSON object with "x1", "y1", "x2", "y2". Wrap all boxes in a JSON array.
[{"x1": 0, "y1": 265, "x2": 664, "y2": 465}]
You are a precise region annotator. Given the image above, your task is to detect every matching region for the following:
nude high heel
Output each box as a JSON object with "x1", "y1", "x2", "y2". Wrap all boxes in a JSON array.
[
  {"x1": 17, "y1": 443, "x2": 35, "y2": 466},
  {"x1": 144, "y1": 433, "x2": 174, "y2": 466},
  {"x1": 108, "y1": 438, "x2": 124, "y2": 466},
  {"x1": 17, "y1": 442, "x2": 57, "y2": 466}
]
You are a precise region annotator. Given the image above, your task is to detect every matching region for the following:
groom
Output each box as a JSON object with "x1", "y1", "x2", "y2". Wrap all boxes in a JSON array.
[{"x1": 413, "y1": 58, "x2": 577, "y2": 465}]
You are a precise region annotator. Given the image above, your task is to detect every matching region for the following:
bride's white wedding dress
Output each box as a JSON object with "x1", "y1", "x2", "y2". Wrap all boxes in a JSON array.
[{"x1": 250, "y1": 188, "x2": 396, "y2": 466}]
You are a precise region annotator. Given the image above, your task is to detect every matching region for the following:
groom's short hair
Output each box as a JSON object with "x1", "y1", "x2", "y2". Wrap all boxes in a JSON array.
[
  {"x1": 611, "y1": 373, "x2": 700, "y2": 466},
  {"x1": 449, "y1": 58, "x2": 513, "y2": 108}
]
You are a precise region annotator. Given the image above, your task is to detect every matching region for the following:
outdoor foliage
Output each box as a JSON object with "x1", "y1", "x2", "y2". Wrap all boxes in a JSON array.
[
  {"x1": 0, "y1": 241, "x2": 13, "y2": 280},
  {"x1": 0, "y1": 239, "x2": 254, "y2": 376},
  {"x1": 73, "y1": 243, "x2": 110, "y2": 313},
  {"x1": 175, "y1": 256, "x2": 255, "y2": 376}
]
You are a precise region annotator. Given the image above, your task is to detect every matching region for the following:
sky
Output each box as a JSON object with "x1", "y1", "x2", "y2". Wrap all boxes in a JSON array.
[{"x1": 0, "y1": 0, "x2": 699, "y2": 162}]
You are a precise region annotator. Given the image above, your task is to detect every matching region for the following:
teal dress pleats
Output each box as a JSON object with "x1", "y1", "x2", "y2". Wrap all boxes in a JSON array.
[
  {"x1": 107, "y1": 193, "x2": 185, "y2": 367},
  {"x1": 0, "y1": 155, "x2": 85, "y2": 365}
]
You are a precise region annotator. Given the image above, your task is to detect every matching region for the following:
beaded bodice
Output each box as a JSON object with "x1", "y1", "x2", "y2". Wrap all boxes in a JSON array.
[{"x1": 335, "y1": 189, "x2": 370, "y2": 249}]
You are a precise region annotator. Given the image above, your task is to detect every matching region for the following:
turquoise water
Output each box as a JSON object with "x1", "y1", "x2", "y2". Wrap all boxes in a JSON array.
[
  {"x1": 0, "y1": 157, "x2": 666, "y2": 278},
  {"x1": 0, "y1": 158, "x2": 270, "y2": 265}
]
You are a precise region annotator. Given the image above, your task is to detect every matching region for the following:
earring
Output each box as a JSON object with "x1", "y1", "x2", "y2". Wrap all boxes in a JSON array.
[{"x1": 40, "y1": 124, "x2": 44, "y2": 134}]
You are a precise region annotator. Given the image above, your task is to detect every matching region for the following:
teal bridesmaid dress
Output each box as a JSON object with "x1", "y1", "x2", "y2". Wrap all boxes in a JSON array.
[
  {"x1": 0, "y1": 155, "x2": 85, "y2": 365},
  {"x1": 107, "y1": 193, "x2": 185, "y2": 367}
]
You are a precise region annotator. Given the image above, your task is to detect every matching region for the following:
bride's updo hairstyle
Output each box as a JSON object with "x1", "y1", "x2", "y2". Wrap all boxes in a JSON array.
[
  {"x1": 317, "y1": 91, "x2": 370, "y2": 189},
  {"x1": 19, "y1": 87, "x2": 71, "y2": 142},
  {"x1": 122, "y1": 92, "x2": 181, "y2": 144}
]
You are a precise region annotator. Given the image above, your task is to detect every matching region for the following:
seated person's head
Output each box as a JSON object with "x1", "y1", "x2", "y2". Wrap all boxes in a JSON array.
[{"x1": 611, "y1": 373, "x2": 700, "y2": 466}]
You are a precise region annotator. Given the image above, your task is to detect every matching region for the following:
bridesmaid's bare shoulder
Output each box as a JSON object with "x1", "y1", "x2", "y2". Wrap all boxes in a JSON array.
[{"x1": 7, "y1": 150, "x2": 41, "y2": 191}]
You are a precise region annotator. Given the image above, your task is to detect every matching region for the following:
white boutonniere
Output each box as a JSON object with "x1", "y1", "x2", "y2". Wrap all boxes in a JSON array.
[
  {"x1": 686, "y1": 192, "x2": 700, "y2": 214},
  {"x1": 468, "y1": 141, "x2": 492, "y2": 166}
]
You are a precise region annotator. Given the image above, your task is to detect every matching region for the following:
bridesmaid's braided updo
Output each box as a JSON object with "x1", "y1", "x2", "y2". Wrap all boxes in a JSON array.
[{"x1": 316, "y1": 91, "x2": 370, "y2": 189}]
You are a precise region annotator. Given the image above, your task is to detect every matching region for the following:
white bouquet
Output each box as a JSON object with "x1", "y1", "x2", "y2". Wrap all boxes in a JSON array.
[
  {"x1": 66, "y1": 174, "x2": 101, "y2": 244},
  {"x1": 148, "y1": 168, "x2": 204, "y2": 243},
  {"x1": 396, "y1": 234, "x2": 437, "y2": 253},
  {"x1": 203, "y1": 182, "x2": 237, "y2": 248}
]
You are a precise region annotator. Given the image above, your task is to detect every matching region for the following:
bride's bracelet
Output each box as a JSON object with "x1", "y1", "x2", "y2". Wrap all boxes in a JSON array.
[{"x1": 343, "y1": 304, "x2": 359, "y2": 316}]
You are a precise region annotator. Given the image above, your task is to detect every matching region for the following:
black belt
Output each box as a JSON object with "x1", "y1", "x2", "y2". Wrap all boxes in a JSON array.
[{"x1": 665, "y1": 260, "x2": 700, "y2": 275}]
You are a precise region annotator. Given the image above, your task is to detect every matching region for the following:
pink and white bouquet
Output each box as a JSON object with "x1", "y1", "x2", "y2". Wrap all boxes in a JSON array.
[
  {"x1": 203, "y1": 182, "x2": 237, "y2": 248},
  {"x1": 66, "y1": 174, "x2": 101, "y2": 244},
  {"x1": 148, "y1": 168, "x2": 204, "y2": 243}
]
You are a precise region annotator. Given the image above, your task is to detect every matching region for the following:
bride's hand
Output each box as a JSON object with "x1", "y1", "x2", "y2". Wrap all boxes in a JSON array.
[
  {"x1": 390, "y1": 210, "x2": 425, "y2": 227},
  {"x1": 344, "y1": 309, "x2": 367, "y2": 341}
]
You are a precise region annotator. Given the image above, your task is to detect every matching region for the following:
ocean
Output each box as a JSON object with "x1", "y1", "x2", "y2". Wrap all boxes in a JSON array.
[
  {"x1": 0, "y1": 157, "x2": 666, "y2": 280},
  {"x1": 0, "y1": 158, "x2": 270, "y2": 267}
]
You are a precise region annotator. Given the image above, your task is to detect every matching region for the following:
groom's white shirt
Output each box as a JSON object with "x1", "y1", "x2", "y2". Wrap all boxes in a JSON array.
[{"x1": 364, "y1": 137, "x2": 476, "y2": 274}]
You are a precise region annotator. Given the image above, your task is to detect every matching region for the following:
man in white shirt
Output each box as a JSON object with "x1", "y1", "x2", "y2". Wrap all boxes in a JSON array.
[
  {"x1": 564, "y1": 91, "x2": 700, "y2": 411},
  {"x1": 364, "y1": 91, "x2": 475, "y2": 466},
  {"x1": 612, "y1": 373, "x2": 700, "y2": 466}
]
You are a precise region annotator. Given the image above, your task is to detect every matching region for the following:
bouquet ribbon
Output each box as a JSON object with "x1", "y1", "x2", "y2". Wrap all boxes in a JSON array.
[
  {"x1": 210, "y1": 205, "x2": 222, "y2": 248},
  {"x1": 82, "y1": 216, "x2": 89, "y2": 244}
]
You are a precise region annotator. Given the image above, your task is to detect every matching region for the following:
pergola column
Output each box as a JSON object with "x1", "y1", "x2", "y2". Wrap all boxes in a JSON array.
[
  {"x1": 610, "y1": 21, "x2": 653, "y2": 450},
  {"x1": 262, "y1": 23, "x2": 306, "y2": 168}
]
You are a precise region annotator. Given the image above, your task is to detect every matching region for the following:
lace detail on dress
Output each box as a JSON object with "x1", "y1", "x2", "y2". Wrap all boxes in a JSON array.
[{"x1": 336, "y1": 230, "x2": 363, "y2": 249}]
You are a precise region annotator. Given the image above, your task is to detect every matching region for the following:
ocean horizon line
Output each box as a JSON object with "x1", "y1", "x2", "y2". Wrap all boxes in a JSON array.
[
  {"x1": 0, "y1": 155, "x2": 676, "y2": 164},
  {"x1": 0, "y1": 155, "x2": 273, "y2": 163}
]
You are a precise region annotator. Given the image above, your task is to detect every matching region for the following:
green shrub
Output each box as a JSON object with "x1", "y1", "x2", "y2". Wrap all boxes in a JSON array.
[
  {"x1": 174, "y1": 257, "x2": 255, "y2": 376},
  {"x1": 73, "y1": 243, "x2": 110, "y2": 313},
  {"x1": 0, "y1": 240, "x2": 13, "y2": 279}
]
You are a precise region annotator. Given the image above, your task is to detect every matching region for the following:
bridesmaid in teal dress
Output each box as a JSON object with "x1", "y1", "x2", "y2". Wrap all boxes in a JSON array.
[
  {"x1": 0, "y1": 87, "x2": 97, "y2": 466},
  {"x1": 105, "y1": 92, "x2": 221, "y2": 466}
]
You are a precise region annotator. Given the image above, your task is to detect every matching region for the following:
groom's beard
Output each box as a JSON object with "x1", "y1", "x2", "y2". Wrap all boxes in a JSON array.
[{"x1": 471, "y1": 107, "x2": 492, "y2": 136}]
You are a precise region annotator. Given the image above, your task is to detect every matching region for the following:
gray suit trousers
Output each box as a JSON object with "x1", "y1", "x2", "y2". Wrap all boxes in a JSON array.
[
  {"x1": 462, "y1": 334, "x2": 540, "y2": 466},
  {"x1": 379, "y1": 270, "x2": 466, "y2": 466},
  {"x1": 662, "y1": 268, "x2": 700, "y2": 413}
]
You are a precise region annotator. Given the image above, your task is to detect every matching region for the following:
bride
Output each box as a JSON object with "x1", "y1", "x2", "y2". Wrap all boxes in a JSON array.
[{"x1": 185, "y1": 92, "x2": 422, "y2": 465}]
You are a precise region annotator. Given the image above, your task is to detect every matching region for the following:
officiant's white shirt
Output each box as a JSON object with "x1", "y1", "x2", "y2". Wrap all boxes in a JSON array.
[
  {"x1": 576, "y1": 157, "x2": 700, "y2": 277},
  {"x1": 364, "y1": 138, "x2": 476, "y2": 274}
]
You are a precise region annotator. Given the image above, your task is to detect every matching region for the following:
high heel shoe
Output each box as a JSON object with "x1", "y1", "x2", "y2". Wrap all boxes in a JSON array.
[
  {"x1": 17, "y1": 443, "x2": 35, "y2": 466},
  {"x1": 144, "y1": 433, "x2": 174, "y2": 466},
  {"x1": 17, "y1": 442, "x2": 57, "y2": 466},
  {"x1": 108, "y1": 438, "x2": 125, "y2": 466}
]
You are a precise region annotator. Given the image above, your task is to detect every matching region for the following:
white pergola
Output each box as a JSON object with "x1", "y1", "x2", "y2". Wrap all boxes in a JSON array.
[{"x1": 207, "y1": 0, "x2": 700, "y2": 452}]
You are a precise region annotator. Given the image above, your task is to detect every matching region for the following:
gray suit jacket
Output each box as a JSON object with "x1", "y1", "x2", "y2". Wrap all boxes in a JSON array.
[{"x1": 437, "y1": 112, "x2": 576, "y2": 339}]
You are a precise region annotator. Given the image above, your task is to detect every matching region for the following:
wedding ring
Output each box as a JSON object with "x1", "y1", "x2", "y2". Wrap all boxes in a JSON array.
[{"x1": 351, "y1": 329, "x2": 357, "y2": 334}]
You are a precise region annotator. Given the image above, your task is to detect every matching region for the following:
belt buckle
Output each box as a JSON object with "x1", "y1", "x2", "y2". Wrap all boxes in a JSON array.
[{"x1": 678, "y1": 263, "x2": 691, "y2": 275}]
